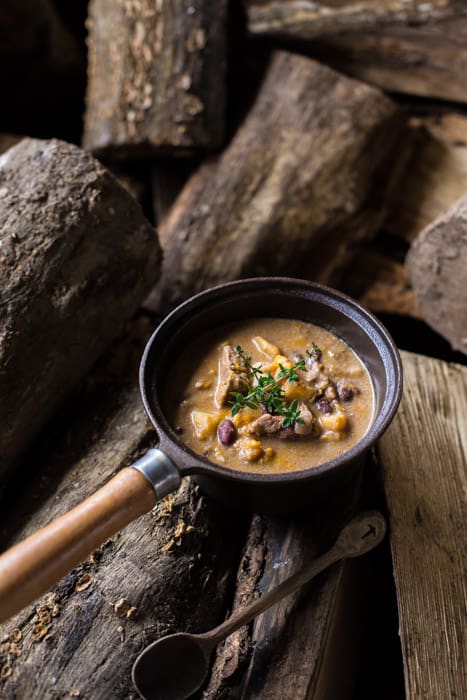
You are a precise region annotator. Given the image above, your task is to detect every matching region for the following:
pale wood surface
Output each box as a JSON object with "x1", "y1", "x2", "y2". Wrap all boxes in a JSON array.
[
  {"x1": 342, "y1": 113, "x2": 467, "y2": 319},
  {"x1": 378, "y1": 350, "x2": 467, "y2": 699},
  {"x1": 406, "y1": 195, "x2": 467, "y2": 354}
]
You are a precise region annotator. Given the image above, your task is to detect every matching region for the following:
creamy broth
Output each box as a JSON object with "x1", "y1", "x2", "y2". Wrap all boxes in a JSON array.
[{"x1": 166, "y1": 318, "x2": 373, "y2": 474}]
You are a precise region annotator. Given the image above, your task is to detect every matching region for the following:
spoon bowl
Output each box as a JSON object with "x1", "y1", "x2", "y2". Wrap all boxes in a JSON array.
[{"x1": 132, "y1": 511, "x2": 386, "y2": 700}]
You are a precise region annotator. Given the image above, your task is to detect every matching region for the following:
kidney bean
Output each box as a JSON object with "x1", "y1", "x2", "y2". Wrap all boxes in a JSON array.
[
  {"x1": 316, "y1": 398, "x2": 333, "y2": 414},
  {"x1": 217, "y1": 419, "x2": 236, "y2": 445}
]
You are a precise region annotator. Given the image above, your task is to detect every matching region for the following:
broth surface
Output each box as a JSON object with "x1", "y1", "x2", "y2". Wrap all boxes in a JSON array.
[{"x1": 166, "y1": 318, "x2": 373, "y2": 474}]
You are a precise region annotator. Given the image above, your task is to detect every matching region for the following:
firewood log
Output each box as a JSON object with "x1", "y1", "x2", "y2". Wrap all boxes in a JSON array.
[
  {"x1": 406, "y1": 195, "x2": 467, "y2": 355},
  {"x1": 150, "y1": 51, "x2": 408, "y2": 312},
  {"x1": 0, "y1": 0, "x2": 85, "y2": 135},
  {"x1": 0, "y1": 336, "x2": 247, "y2": 699},
  {"x1": 245, "y1": 0, "x2": 463, "y2": 37},
  {"x1": 310, "y1": 18, "x2": 467, "y2": 103},
  {"x1": 83, "y1": 0, "x2": 227, "y2": 159},
  {"x1": 0, "y1": 138, "x2": 161, "y2": 486},
  {"x1": 244, "y1": 2, "x2": 467, "y2": 103}
]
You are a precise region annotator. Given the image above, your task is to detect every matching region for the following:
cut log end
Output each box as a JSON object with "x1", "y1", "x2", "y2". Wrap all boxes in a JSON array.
[{"x1": 406, "y1": 195, "x2": 467, "y2": 355}]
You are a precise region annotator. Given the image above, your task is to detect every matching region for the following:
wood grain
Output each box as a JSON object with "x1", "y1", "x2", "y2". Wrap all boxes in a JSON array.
[
  {"x1": 0, "y1": 320, "x2": 247, "y2": 698},
  {"x1": 0, "y1": 138, "x2": 161, "y2": 485},
  {"x1": 377, "y1": 351, "x2": 467, "y2": 699},
  {"x1": 83, "y1": 0, "x2": 227, "y2": 158},
  {"x1": 245, "y1": 1, "x2": 464, "y2": 37},
  {"x1": 406, "y1": 195, "x2": 467, "y2": 354},
  {"x1": 153, "y1": 50, "x2": 407, "y2": 312}
]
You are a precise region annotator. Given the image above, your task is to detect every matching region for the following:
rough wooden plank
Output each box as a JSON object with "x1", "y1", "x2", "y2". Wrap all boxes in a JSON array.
[
  {"x1": 83, "y1": 0, "x2": 227, "y2": 158},
  {"x1": 0, "y1": 138, "x2": 161, "y2": 486},
  {"x1": 406, "y1": 195, "x2": 467, "y2": 354},
  {"x1": 245, "y1": 1, "x2": 464, "y2": 37},
  {"x1": 150, "y1": 50, "x2": 407, "y2": 312},
  {"x1": 377, "y1": 351, "x2": 467, "y2": 699},
  {"x1": 0, "y1": 319, "x2": 247, "y2": 699}
]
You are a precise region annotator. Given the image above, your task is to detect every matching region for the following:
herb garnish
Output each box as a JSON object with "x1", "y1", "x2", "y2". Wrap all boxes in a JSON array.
[{"x1": 229, "y1": 346, "x2": 311, "y2": 427}]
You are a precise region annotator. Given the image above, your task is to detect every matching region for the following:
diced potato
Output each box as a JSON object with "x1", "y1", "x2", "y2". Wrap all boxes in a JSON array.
[
  {"x1": 252, "y1": 336, "x2": 281, "y2": 358},
  {"x1": 191, "y1": 410, "x2": 220, "y2": 439},
  {"x1": 232, "y1": 408, "x2": 260, "y2": 429},
  {"x1": 319, "y1": 411, "x2": 347, "y2": 432},
  {"x1": 273, "y1": 354, "x2": 292, "y2": 369},
  {"x1": 282, "y1": 380, "x2": 316, "y2": 401},
  {"x1": 237, "y1": 437, "x2": 264, "y2": 462},
  {"x1": 263, "y1": 447, "x2": 275, "y2": 462}
]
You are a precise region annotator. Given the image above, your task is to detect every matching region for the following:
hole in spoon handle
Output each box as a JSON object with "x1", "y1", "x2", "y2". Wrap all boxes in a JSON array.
[{"x1": 336, "y1": 510, "x2": 386, "y2": 557}]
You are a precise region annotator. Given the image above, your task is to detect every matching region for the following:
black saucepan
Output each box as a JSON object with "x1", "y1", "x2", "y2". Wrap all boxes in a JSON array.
[{"x1": 0, "y1": 278, "x2": 402, "y2": 623}]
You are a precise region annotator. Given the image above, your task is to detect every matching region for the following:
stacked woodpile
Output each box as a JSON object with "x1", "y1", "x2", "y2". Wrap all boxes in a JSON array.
[{"x1": 0, "y1": 1, "x2": 466, "y2": 698}]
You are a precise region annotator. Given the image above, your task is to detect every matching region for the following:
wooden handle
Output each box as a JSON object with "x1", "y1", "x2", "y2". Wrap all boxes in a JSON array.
[{"x1": 0, "y1": 468, "x2": 157, "y2": 623}]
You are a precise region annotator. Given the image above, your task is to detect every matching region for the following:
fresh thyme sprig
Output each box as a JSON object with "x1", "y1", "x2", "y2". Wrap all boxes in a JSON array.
[{"x1": 229, "y1": 346, "x2": 309, "y2": 426}]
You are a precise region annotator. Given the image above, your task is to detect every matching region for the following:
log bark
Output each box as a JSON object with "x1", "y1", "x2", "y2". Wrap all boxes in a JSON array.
[
  {"x1": 204, "y1": 466, "x2": 367, "y2": 698},
  {"x1": 377, "y1": 351, "x2": 467, "y2": 698},
  {"x1": 406, "y1": 195, "x2": 467, "y2": 355},
  {"x1": 0, "y1": 321, "x2": 247, "y2": 698},
  {"x1": 0, "y1": 138, "x2": 161, "y2": 486},
  {"x1": 0, "y1": 0, "x2": 85, "y2": 136},
  {"x1": 245, "y1": 1, "x2": 464, "y2": 38},
  {"x1": 311, "y1": 18, "x2": 467, "y2": 103},
  {"x1": 340, "y1": 114, "x2": 467, "y2": 319},
  {"x1": 83, "y1": 0, "x2": 227, "y2": 159},
  {"x1": 150, "y1": 51, "x2": 407, "y2": 312}
]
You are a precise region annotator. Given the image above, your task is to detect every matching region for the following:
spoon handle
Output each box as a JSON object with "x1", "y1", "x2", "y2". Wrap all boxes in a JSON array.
[{"x1": 203, "y1": 511, "x2": 385, "y2": 647}]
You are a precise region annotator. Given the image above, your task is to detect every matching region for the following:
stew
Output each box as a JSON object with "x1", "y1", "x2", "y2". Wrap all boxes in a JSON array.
[{"x1": 166, "y1": 318, "x2": 374, "y2": 474}]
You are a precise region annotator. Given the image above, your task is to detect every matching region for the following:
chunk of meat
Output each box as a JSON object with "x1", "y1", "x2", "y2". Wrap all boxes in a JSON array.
[
  {"x1": 303, "y1": 358, "x2": 329, "y2": 396},
  {"x1": 293, "y1": 401, "x2": 314, "y2": 436},
  {"x1": 336, "y1": 378, "x2": 360, "y2": 402},
  {"x1": 215, "y1": 345, "x2": 249, "y2": 407},
  {"x1": 247, "y1": 413, "x2": 284, "y2": 437}
]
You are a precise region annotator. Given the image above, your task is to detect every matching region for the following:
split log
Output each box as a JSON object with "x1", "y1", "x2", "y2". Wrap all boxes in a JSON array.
[
  {"x1": 245, "y1": 3, "x2": 467, "y2": 104},
  {"x1": 0, "y1": 138, "x2": 161, "y2": 486},
  {"x1": 377, "y1": 351, "x2": 467, "y2": 698},
  {"x1": 406, "y1": 195, "x2": 467, "y2": 355},
  {"x1": 340, "y1": 114, "x2": 467, "y2": 318},
  {"x1": 245, "y1": 1, "x2": 464, "y2": 38},
  {"x1": 204, "y1": 466, "x2": 368, "y2": 698},
  {"x1": 387, "y1": 115, "x2": 467, "y2": 243},
  {"x1": 83, "y1": 0, "x2": 227, "y2": 159},
  {"x1": 0, "y1": 0, "x2": 85, "y2": 136},
  {"x1": 151, "y1": 51, "x2": 408, "y2": 312},
  {"x1": 0, "y1": 324, "x2": 247, "y2": 699},
  {"x1": 311, "y1": 18, "x2": 467, "y2": 104}
]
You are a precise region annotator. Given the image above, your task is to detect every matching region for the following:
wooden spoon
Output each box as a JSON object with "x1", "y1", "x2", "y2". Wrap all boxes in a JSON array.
[{"x1": 132, "y1": 510, "x2": 386, "y2": 700}]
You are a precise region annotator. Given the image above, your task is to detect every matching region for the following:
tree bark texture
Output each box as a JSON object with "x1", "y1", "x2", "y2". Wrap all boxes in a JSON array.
[
  {"x1": 311, "y1": 18, "x2": 467, "y2": 103},
  {"x1": 0, "y1": 138, "x2": 161, "y2": 486},
  {"x1": 205, "y1": 465, "x2": 366, "y2": 699},
  {"x1": 406, "y1": 195, "x2": 467, "y2": 355},
  {"x1": 245, "y1": 0, "x2": 465, "y2": 37},
  {"x1": 0, "y1": 0, "x2": 85, "y2": 136},
  {"x1": 83, "y1": 0, "x2": 227, "y2": 159},
  {"x1": 151, "y1": 51, "x2": 407, "y2": 312},
  {"x1": 340, "y1": 114, "x2": 467, "y2": 319},
  {"x1": 0, "y1": 326, "x2": 248, "y2": 699}
]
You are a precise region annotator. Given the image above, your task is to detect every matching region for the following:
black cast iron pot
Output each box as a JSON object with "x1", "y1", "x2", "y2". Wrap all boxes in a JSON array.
[{"x1": 0, "y1": 278, "x2": 402, "y2": 623}]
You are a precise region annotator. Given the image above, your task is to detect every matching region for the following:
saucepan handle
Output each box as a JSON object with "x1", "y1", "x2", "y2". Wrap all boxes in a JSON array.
[{"x1": 0, "y1": 449, "x2": 180, "y2": 624}]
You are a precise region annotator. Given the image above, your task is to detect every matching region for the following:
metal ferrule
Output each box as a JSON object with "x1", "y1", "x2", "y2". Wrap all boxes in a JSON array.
[{"x1": 131, "y1": 448, "x2": 181, "y2": 500}]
